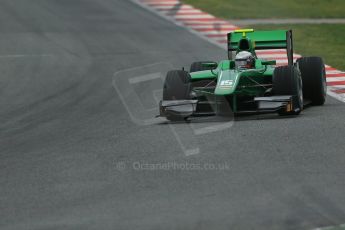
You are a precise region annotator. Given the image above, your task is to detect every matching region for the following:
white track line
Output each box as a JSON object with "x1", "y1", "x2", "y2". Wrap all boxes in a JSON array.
[
  {"x1": 326, "y1": 77, "x2": 345, "y2": 82},
  {"x1": 172, "y1": 15, "x2": 215, "y2": 19},
  {"x1": 190, "y1": 25, "x2": 237, "y2": 29},
  {"x1": 163, "y1": 9, "x2": 204, "y2": 14},
  {"x1": 156, "y1": 6, "x2": 194, "y2": 10}
]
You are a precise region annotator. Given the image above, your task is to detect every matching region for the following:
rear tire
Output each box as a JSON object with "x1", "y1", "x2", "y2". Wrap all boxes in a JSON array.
[
  {"x1": 190, "y1": 61, "x2": 216, "y2": 73},
  {"x1": 273, "y1": 65, "x2": 303, "y2": 115},
  {"x1": 163, "y1": 70, "x2": 191, "y2": 121},
  {"x1": 297, "y1": 57, "x2": 326, "y2": 105}
]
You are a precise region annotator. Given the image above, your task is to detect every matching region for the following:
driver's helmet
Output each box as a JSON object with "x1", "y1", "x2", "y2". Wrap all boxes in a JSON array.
[{"x1": 235, "y1": 51, "x2": 255, "y2": 69}]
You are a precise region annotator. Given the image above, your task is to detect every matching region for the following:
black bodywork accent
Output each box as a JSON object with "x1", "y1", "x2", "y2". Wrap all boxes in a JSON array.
[{"x1": 159, "y1": 95, "x2": 298, "y2": 119}]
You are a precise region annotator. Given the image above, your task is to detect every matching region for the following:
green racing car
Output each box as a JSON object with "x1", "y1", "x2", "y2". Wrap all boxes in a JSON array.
[{"x1": 159, "y1": 29, "x2": 327, "y2": 121}]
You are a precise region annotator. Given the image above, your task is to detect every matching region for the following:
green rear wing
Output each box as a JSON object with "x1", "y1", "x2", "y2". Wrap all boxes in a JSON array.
[{"x1": 227, "y1": 29, "x2": 293, "y2": 65}]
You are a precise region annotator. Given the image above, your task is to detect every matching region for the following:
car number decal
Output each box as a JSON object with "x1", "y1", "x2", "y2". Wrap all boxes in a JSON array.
[{"x1": 220, "y1": 80, "x2": 233, "y2": 88}]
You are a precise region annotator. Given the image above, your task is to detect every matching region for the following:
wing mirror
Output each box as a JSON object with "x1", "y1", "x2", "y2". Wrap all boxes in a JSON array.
[
  {"x1": 261, "y1": 60, "x2": 276, "y2": 66},
  {"x1": 201, "y1": 62, "x2": 218, "y2": 69}
]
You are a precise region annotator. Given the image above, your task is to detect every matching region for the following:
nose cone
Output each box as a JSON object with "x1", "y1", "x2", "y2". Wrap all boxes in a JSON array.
[{"x1": 215, "y1": 70, "x2": 239, "y2": 96}]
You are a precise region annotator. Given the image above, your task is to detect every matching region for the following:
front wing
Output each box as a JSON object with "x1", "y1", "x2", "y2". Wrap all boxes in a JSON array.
[{"x1": 159, "y1": 95, "x2": 300, "y2": 119}]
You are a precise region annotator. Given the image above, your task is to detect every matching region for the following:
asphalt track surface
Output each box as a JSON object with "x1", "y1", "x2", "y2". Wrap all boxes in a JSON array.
[{"x1": 1, "y1": 0, "x2": 345, "y2": 229}]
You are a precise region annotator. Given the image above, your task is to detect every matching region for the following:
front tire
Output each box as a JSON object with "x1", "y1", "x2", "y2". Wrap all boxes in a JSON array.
[
  {"x1": 297, "y1": 57, "x2": 326, "y2": 105},
  {"x1": 163, "y1": 70, "x2": 191, "y2": 121},
  {"x1": 273, "y1": 65, "x2": 303, "y2": 115}
]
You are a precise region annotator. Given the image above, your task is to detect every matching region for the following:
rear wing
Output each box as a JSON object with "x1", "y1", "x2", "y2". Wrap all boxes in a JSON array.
[{"x1": 227, "y1": 29, "x2": 294, "y2": 65}]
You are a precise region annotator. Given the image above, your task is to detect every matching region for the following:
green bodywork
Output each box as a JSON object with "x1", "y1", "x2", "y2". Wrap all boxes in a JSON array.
[
  {"x1": 188, "y1": 29, "x2": 292, "y2": 113},
  {"x1": 190, "y1": 59, "x2": 274, "y2": 95}
]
